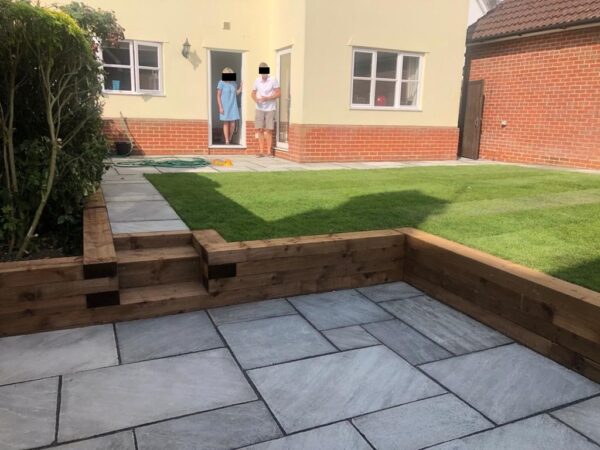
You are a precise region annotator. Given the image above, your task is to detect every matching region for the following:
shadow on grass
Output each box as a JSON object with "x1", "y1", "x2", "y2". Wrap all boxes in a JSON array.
[
  {"x1": 551, "y1": 259, "x2": 600, "y2": 293},
  {"x1": 146, "y1": 173, "x2": 449, "y2": 241}
]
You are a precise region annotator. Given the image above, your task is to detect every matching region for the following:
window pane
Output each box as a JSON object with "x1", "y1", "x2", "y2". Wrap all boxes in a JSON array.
[
  {"x1": 138, "y1": 45, "x2": 159, "y2": 67},
  {"x1": 139, "y1": 68, "x2": 160, "y2": 90},
  {"x1": 102, "y1": 42, "x2": 131, "y2": 65},
  {"x1": 352, "y1": 79, "x2": 371, "y2": 104},
  {"x1": 400, "y1": 81, "x2": 419, "y2": 106},
  {"x1": 104, "y1": 67, "x2": 132, "y2": 91},
  {"x1": 402, "y1": 56, "x2": 420, "y2": 80},
  {"x1": 375, "y1": 81, "x2": 395, "y2": 106},
  {"x1": 376, "y1": 52, "x2": 397, "y2": 79},
  {"x1": 353, "y1": 52, "x2": 372, "y2": 77}
]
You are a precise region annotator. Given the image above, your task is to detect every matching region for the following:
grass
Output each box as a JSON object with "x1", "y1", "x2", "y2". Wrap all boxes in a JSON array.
[{"x1": 146, "y1": 165, "x2": 600, "y2": 291}]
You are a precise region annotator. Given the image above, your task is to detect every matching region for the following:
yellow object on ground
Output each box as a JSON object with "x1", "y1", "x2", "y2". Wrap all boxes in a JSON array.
[{"x1": 211, "y1": 159, "x2": 233, "y2": 167}]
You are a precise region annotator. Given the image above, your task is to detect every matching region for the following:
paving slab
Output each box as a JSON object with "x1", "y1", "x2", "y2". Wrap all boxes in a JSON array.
[
  {"x1": 241, "y1": 421, "x2": 371, "y2": 450},
  {"x1": 552, "y1": 395, "x2": 600, "y2": 445},
  {"x1": 0, "y1": 325, "x2": 118, "y2": 385},
  {"x1": 219, "y1": 315, "x2": 335, "y2": 369},
  {"x1": 429, "y1": 414, "x2": 600, "y2": 450},
  {"x1": 363, "y1": 319, "x2": 452, "y2": 365},
  {"x1": 136, "y1": 401, "x2": 282, "y2": 450},
  {"x1": 353, "y1": 393, "x2": 492, "y2": 450},
  {"x1": 110, "y1": 219, "x2": 188, "y2": 233},
  {"x1": 422, "y1": 344, "x2": 600, "y2": 424},
  {"x1": 209, "y1": 299, "x2": 296, "y2": 326},
  {"x1": 102, "y1": 182, "x2": 163, "y2": 202},
  {"x1": 58, "y1": 348, "x2": 257, "y2": 442},
  {"x1": 54, "y1": 431, "x2": 135, "y2": 450},
  {"x1": 357, "y1": 281, "x2": 424, "y2": 302},
  {"x1": 248, "y1": 345, "x2": 445, "y2": 433},
  {"x1": 106, "y1": 200, "x2": 180, "y2": 222},
  {"x1": 0, "y1": 378, "x2": 58, "y2": 450},
  {"x1": 381, "y1": 296, "x2": 511, "y2": 354},
  {"x1": 114, "y1": 166, "x2": 161, "y2": 174},
  {"x1": 323, "y1": 325, "x2": 380, "y2": 350},
  {"x1": 288, "y1": 289, "x2": 392, "y2": 330},
  {"x1": 115, "y1": 311, "x2": 223, "y2": 364}
]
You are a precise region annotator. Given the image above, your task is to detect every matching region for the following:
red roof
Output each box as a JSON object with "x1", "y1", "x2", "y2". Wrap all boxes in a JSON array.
[{"x1": 468, "y1": 0, "x2": 600, "y2": 43}]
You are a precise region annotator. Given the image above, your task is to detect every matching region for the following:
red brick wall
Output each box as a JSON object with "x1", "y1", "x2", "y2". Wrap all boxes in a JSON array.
[
  {"x1": 103, "y1": 118, "x2": 459, "y2": 162},
  {"x1": 281, "y1": 124, "x2": 459, "y2": 162},
  {"x1": 467, "y1": 27, "x2": 600, "y2": 170}
]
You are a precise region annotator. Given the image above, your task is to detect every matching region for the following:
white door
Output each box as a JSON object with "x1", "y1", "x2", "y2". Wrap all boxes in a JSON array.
[{"x1": 276, "y1": 49, "x2": 291, "y2": 149}]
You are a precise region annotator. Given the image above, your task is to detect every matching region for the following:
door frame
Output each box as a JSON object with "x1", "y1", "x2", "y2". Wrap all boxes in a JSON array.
[
  {"x1": 276, "y1": 47, "x2": 292, "y2": 150},
  {"x1": 207, "y1": 48, "x2": 246, "y2": 148}
]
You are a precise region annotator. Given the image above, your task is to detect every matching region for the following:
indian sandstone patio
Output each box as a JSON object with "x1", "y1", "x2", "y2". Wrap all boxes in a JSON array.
[{"x1": 1, "y1": 282, "x2": 599, "y2": 450}]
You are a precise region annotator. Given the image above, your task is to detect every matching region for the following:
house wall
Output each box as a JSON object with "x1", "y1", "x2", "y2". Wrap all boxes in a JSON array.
[
  {"x1": 49, "y1": 0, "x2": 468, "y2": 160},
  {"x1": 468, "y1": 27, "x2": 600, "y2": 170}
]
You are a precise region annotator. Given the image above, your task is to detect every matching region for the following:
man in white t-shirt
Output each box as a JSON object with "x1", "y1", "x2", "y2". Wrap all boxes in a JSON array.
[{"x1": 251, "y1": 62, "x2": 280, "y2": 157}]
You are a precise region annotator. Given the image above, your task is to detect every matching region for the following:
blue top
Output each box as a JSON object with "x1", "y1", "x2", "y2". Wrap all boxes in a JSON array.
[{"x1": 217, "y1": 81, "x2": 240, "y2": 121}]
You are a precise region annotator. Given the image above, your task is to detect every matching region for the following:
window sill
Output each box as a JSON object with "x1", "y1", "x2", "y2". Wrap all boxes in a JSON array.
[
  {"x1": 103, "y1": 91, "x2": 165, "y2": 97},
  {"x1": 350, "y1": 106, "x2": 422, "y2": 112}
]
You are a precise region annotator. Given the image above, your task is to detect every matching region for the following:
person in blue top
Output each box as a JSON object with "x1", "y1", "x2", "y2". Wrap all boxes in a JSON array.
[{"x1": 217, "y1": 67, "x2": 242, "y2": 145}]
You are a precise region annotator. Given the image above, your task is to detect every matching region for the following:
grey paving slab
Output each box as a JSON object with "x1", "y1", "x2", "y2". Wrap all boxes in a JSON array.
[
  {"x1": 102, "y1": 182, "x2": 163, "y2": 202},
  {"x1": 0, "y1": 325, "x2": 118, "y2": 385},
  {"x1": 353, "y1": 393, "x2": 492, "y2": 450},
  {"x1": 422, "y1": 344, "x2": 600, "y2": 424},
  {"x1": 429, "y1": 414, "x2": 600, "y2": 450},
  {"x1": 58, "y1": 348, "x2": 257, "y2": 442},
  {"x1": 209, "y1": 299, "x2": 296, "y2": 326},
  {"x1": 248, "y1": 345, "x2": 445, "y2": 433},
  {"x1": 54, "y1": 431, "x2": 135, "y2": 450},
  {"x1": 288, "y1": 289, "x2": 392, "y2": 330},
  {"x1": 136, "y1": 401, "x2": 282, "y2": 450},
  {"x1": 552, "y1": 395, "x2": 600, "y2": 444},
  {"x1": 106, "y1": 200, "x2": 180, "y2": 222},
  {"x1": 323, "y1": 325, "x2": 380, "y2": 350},
  {"x1": 110, "y1": 219, "x2": 188, "y2": 233},
  {"x1": 115, "y1": 166, "x2": 161, "y2": 174},
  {"x1": 357, "y1": 281, "x2": 424, "y2": 302},
  {"x1": 380, "y1": 296, "x2": 511, "y2": 354},
  {"x1": 241, "y1": 421, "x2": 371, "y2": 450},
  {"x1": 219, "y1": 315, "x2": 335, "y2": 369},
  {"x1": 363, "y1": 319, "x2": 452, "y2": 364},
  {"x1": 0, "y1": 378, "x2": 58, "y2": 450},
  {"x1": 115, "y1": 311, "x2": 223, "y2": 364}
]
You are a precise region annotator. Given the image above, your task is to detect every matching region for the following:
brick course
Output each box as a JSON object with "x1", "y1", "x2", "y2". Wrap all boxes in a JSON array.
[{"x1": 467, "y1": 27, "x2": 600, "y2": 170}]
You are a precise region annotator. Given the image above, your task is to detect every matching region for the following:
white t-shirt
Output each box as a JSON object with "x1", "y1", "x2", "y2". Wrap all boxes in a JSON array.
[{"x1": 253, "y1": 76, "x2": 280, "y2": 112}]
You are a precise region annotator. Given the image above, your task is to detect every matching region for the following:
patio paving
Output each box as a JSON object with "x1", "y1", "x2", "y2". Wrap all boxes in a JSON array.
[{"x1": 1, "y1": 281, "x2": 599, "y2": 449}]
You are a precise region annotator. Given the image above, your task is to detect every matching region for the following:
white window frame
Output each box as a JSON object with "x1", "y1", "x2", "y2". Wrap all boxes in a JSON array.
[
  {"x1": 350, "y1": 48, "x2": 424, "y2": 111},
  {"x1": 100, "y1": 40, "x2": 163, "y2": 95}
]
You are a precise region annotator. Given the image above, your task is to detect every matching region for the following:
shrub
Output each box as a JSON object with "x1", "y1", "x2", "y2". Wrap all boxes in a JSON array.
[{"x1": 0, "y1": 1, "x2": 123, "y2": 258}]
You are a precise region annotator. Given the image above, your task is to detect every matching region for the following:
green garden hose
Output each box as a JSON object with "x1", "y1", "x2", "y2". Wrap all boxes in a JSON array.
[{"x1": 111, "y1": 157, "x2": 212, "y2": 168}]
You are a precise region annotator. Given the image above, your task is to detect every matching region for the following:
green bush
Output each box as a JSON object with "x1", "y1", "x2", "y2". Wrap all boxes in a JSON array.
[{"x1": 0, "y1": 1, "x2": 123, "y2": 258}]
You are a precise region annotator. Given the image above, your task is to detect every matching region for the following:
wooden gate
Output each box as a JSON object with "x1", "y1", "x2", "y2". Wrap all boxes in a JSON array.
[{"x1": 460, "y1": 80, "x2": 485, "y2": 159}]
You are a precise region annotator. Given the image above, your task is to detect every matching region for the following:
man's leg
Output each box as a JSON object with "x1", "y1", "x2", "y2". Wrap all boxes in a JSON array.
[
  {"x1": 265, "y1": 130, "x2": 273, "y2": 156},
  {"x1": 265, "y1": 111, "x2": 275, "y2": 157},
  {"x1": 257, "y1": 128, "x2": 265, "y2": 155}
]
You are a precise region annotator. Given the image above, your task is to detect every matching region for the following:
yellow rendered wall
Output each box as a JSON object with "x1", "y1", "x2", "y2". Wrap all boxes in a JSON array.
[
  {"x1": 49, "y1": 0, "x2": 270, "y2": 121},
  {"x1": 302, "y1": 0, "x2": 469, "y2": 126}
]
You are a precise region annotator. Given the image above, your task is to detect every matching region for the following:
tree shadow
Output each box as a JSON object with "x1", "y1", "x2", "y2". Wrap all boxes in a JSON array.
[
  {"x1": 146, "y1": 173, "x2": 449, "y2": 241},
  {"x1": 550, "y1": 259, "x2": 600, "y2": 293}
]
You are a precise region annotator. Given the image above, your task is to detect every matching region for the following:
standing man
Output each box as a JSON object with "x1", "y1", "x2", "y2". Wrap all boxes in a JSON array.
[{"x1": 252, "y1": 62, "x2": 280, "y2": 157}]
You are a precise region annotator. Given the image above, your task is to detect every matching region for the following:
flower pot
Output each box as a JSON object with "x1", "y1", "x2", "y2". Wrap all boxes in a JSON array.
[{"x1": 115, "y1": 141, "x2": 132, "y2": 156}]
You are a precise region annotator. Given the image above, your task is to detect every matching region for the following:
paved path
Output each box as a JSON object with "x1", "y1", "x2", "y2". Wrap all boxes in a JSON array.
[{"x1": 1, "y1": 282, "x2": 599, "y2": 449}]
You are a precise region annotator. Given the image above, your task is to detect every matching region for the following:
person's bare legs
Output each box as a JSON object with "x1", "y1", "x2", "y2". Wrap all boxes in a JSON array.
[
  {"x1": 257, "y1": 128, "x2": 265, "y2": 156},
  {"x1": 228, "y1": 121, "x2": 235, "y2": 143},
  {"x1": 265, "y1": 130, "x2": 273, "y2": 157},
  {"x1": 223, "y1": 122, "x2": 230, "y2": 144}
]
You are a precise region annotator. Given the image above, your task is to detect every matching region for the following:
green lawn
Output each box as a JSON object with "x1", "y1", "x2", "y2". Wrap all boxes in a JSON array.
[{"x1": 146, "y1": 166, "x2": 600, "y2": 291}]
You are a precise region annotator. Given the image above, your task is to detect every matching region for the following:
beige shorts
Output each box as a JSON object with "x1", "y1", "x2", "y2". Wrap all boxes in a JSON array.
[{"x1": 255, "y1": 110, "x2": 275, "y2": 130}]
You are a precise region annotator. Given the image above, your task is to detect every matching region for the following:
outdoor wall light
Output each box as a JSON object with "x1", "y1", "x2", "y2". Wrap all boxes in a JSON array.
[{"x1": 182, "y1": 38, "x2": 191, "y2": 58}]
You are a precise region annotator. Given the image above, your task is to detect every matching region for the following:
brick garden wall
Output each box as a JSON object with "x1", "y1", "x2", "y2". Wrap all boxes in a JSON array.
[
  {"x1": 467, "y1": 27, "x2": 600, "y2": 170},
  {"x1": 103, "y1": 118, "x2": 459, "y2": 162}
]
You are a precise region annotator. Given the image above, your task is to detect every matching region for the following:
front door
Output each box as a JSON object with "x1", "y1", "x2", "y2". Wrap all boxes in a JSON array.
[
  {"x1": 460, "y1": 80, "x2": 485, "y2": 159},
  {"x1": 276, "y1": 49, "x2": 291, "y2": 149}
]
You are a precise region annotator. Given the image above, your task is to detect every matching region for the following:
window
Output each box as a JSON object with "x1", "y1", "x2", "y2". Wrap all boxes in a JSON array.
[
  {"x1": 351, "y1": 48, "x2": 423, "y2": 109},
  {"x1": 101, "y1": 41, "x2": 162, "y2": 94}
]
